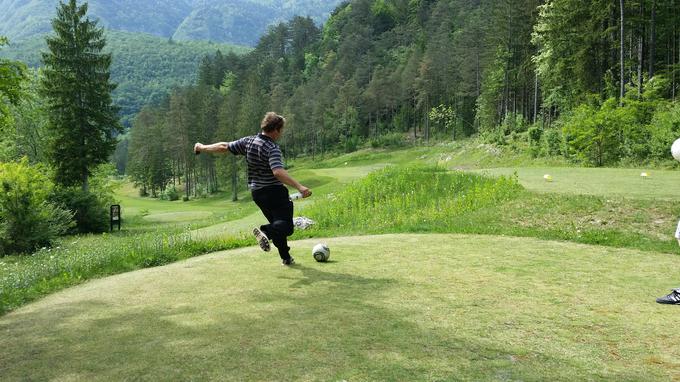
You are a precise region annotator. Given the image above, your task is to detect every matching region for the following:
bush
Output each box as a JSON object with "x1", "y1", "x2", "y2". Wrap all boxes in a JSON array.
[
  {"x1": 49, "y1": 164, "x2": 118, "y2": 234},
  {"x1": 562, "y1": 98, "x2": 633, "y2": 166},
  {"x1": 481, "y1": 128, "x2": 507, "y2": 146},
  {"x1": 527, "y1": 126, "x2": 543, "y2": 157},
  {"x1": 648, "y1": 102, "x2": 680, "y2": 162},
  {"x1": 0, "y1": 158, "x2": 73, "y2": 255},
  {"x1": 561, "y1": 96, "x2": 668, "y2": 165},
  {"x1": 160, "y1": 186, "x2": 179, "y2": 201},
  {"x1": 501, "y1": 113, "x2": 528, "y2": 135},
  {"x1": 369, "y1": 132, "x2": 407, "y2": 148},
  {"x1": 543, "y1": 128, "x2": 563, "y2": 157},
  {"x1": 341, "y1": 135, "x2": 360, "y2": 153},
  {"x1": 50, "y1": 188, "x2": 110, "y2": 234}
]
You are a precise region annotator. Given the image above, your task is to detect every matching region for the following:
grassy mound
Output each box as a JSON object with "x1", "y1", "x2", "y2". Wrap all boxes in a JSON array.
[
  {"x1": 305, "y1": 166, "x2": 522, "y2": 232},
  {"x1": 1, "y1": 234, "x2": 678, "y2": 381}
]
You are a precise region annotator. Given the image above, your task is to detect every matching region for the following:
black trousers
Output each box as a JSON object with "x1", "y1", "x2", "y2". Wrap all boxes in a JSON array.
[{"x1": 252, "y1": 185, "x2": 294, "y2": 260}]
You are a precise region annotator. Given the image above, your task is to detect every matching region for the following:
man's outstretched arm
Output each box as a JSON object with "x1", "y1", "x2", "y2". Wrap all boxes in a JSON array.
[
  {"x1": 194, "y1": 142, "x2": 231, "y2": 154},
  {"x1": 272, "y1": 168, "x2": 312, "y2": 198}
]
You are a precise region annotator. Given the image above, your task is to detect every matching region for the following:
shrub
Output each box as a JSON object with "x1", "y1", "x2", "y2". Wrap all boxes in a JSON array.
[
  {"x1": 562, "y1": 98, "x2": 632, "y2": 166},
  {"x1": 341, "y1": 135, "x2": 360, "y2": 153},
  {"x1": 481, "y1": 128, "x2": 507, "y2": 146},
  {"x1": 527, "y1": 126, "x2": 543, "y2": 158},
  {"x1": 543, "y1": 128, "x2": 563, "y2": 157},
  {"x1": 501, "y1": 113, "x2": 528, "y2": 135},
  {"x1": 161, "y1": 186, "x2": 180, "y2": 201},
  {"x1": 648, "y1": 102, "x2": 680, "y2": 162},
  {"x1": 50, "y1": 188, "x2": 109, "y2": 234},
  {"x1": 369, "y1": 132, "x2": 407, "y2": 148},
  {"x1": 0, "y1": 158, "x2": 73, "y2": 255},
  {"x1": 49, "y1": 164, "x2": 117, "y2": 234},
  {"x1": 561, "y1": 96, "x2": 667, "y2": 165}
]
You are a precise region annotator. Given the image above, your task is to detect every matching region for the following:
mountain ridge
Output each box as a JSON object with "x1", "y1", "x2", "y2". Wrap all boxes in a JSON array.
[
  {"x1": 0, "y1": 29, "x2": 250, "y2": 126},
  {"x1": 0, "y1": 0, "x2": 342, "y2": 46}
]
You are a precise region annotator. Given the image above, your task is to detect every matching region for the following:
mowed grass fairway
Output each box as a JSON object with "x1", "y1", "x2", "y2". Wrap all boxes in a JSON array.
[
  {"x1": 474, "y1": 167, "x2": 680, "y2": 199},
  {"x1": 2, "y1": 234, "x2": 680, "y2": 381},
  {"x1": 3, "y1": 144, "x2": 680, "y2": 381}
]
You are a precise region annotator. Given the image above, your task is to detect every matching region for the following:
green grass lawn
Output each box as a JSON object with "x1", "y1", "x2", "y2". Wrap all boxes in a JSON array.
[
  {"x1": 475, "y1": 167, "x2": 680, "y2": 199},
  {"x1": 115, "y1": 181, "x2": 257, "y2": 219},
  {"x1": 1, "y1": 234, "x2": 679, "y2": 381},
  {"x1": 3, "y1": 141, "x2": 680, "y2": 380}
]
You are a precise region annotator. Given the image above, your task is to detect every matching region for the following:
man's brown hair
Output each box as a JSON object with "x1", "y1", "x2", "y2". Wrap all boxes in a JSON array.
[{"x1": 261, "y1": 112, "x2": 285, "y2": 132}]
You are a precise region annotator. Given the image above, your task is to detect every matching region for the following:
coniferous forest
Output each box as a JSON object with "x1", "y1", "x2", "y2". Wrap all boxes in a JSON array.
[{"x1": 125, "y1": 0, "x2": 680, "y2": 198}]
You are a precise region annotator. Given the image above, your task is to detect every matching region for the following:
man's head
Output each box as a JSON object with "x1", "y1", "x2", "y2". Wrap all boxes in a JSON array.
[{"x1": 261, "y1": 112, "x2": 286, "y2": 139}]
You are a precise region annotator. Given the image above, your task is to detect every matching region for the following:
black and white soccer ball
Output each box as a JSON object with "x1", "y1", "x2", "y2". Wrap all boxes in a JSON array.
[{"x1": 312, "y1": 243, "x2": 330, "y2": 262}]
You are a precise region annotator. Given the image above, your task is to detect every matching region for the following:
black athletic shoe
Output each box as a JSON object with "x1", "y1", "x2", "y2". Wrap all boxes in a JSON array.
[
  {"x1": 656, "y1": 288, "x2": 680, "y2": 305},
  {"x1": 282, "y1": 257, "x2": 295, "y2": 266},
  {"x1": 253, "y1": 228, "x2": 270, "y2": 252}
]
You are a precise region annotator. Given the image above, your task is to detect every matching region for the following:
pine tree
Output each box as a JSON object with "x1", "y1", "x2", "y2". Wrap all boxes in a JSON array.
[
  {"x1": 41, "y1": 0, "x2": 122, "y2": 191},
  {"x1": 0, "y1": 37, "x2": 28, "y2": 132}
]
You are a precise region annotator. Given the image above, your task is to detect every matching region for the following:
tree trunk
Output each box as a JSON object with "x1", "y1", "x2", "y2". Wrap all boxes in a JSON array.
[
  {"x1": 231, "y1": 156, "x2": 238, "y2": 202},
  {"x1": 620, "y1": 0, "x2": 625, "y2": 105},
  {"x1": 425, "y1": 96, "x2": 430, "y2": 144},
  {"x1": 673, "y1": 0, "x2": 677, "y2": 100},
  {"x1": 412, "y1": 100, "x2": 417, "y2": 139},
  {"x1": 649, "y1": 0, "x2": 656, "y2": 78},
  {"x1": 184, "y1": 163, "x2": 190, "y2": 200},
  {"x1": 503, "y1": 68, "x2": 509, "y2": 118},
  {"x1": 475, "y1": 51, "x2": 481, "y2": 98},
  {"x1": 610, "y1": 5, "x2": 618, "y2": 81},
  {"x1": 533, "y1": 72, "x2": 539, "y2": 124},
  {"x1": 82, "y1": 170, "x2": 89, "y2": 193}
]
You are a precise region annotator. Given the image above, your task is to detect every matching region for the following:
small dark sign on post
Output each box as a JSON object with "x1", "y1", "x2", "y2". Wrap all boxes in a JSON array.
[{"x1": 110, "y1": 204, "x2": 121, "y2": 232}]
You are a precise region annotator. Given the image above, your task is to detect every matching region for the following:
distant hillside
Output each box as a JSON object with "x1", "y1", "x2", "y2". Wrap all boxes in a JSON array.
[
  {"x1": 171, "y1": 0, "x2": 341, "y2": 45},
  {"x1": 0, "y1": 30, "x2": 250, "y2": 126},
  {"x1": 0, "y1": 0, "x2": 343, "y2": 46}
]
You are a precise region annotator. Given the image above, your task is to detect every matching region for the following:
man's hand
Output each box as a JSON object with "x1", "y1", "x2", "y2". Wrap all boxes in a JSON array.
[
  {"x1": 298, "y1": 186, "x2": 312, "y2": 198},
  {"x1": 193, "y1": 143, "x2": 203, "y2": 155},
  {"x1": 273, "y1": 168, "x2": 311, "y2": 197}
]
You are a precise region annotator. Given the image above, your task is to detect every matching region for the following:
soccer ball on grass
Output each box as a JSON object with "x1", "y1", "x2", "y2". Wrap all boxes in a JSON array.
[
  {"x1": 312, "y1": 243, "x2": 330, "y2": 262},
  {"x1": 672, "y1": 138, "x2": 680, "y2": 162}
]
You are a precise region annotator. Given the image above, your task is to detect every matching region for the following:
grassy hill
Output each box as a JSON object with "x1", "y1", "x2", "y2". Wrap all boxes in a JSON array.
[
  {"x1": 0, "y1": 30, "x2": 250, "y2": 126},
  {"x1": 2, "y1": 234, "x2": 679, "y2": 380},
  {"x1": 1, "y1": 142, "x2": 680, "y2": 379}
]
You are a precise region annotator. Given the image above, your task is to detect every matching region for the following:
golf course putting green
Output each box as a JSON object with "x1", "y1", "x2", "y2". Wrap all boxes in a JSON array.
[{"x1": 1, "y1": 234, "x2": 678, "y2": 381}]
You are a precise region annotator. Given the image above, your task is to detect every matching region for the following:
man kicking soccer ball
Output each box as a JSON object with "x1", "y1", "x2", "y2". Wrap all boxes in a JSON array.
[{"x1": 194, "y1": 112, "x2": 311, "y2": 266}]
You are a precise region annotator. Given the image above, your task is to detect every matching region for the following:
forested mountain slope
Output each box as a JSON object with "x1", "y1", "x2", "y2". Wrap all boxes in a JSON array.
[
  {"x1": 0, "y1": 0, "x2": 343, "y2": 46},
  {"x1": 0, "y1": 30, "x2": 250, "y2": 126}
]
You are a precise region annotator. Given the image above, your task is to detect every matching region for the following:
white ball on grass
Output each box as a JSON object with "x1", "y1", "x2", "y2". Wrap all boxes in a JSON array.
[
  {"x1": 312, "y1": 243, "x2": 330, "y2": 262},
  {"x1": 672, "y1": 138, "x2": 680, "y2": 162}
]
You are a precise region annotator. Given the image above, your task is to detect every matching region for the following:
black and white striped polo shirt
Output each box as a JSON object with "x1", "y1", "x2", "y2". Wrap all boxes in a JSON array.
[{"x1": 228, "y1": 133, "x2": 284, "y2": 190}]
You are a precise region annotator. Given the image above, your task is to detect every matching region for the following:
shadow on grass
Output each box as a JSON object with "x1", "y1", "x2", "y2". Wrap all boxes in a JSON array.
[{"x1": 0, "y1": 264, "x2": 662, "y2": 381}]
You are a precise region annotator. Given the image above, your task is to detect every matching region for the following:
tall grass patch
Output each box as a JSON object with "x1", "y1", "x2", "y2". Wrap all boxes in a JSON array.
[{"x1": 305, "y1": 166, "x2": 522, "y2": 232}]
